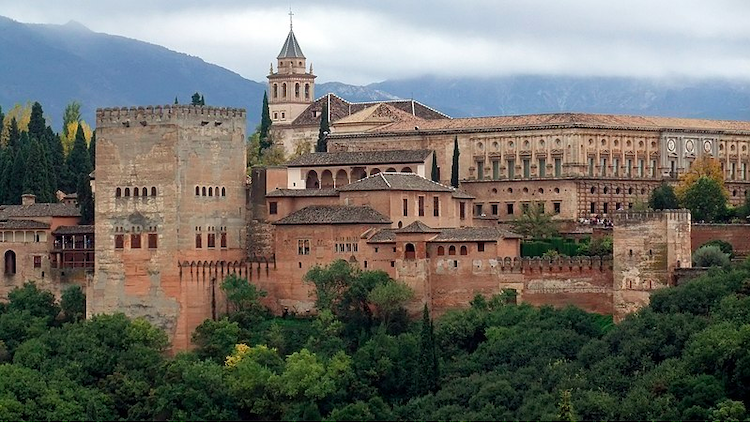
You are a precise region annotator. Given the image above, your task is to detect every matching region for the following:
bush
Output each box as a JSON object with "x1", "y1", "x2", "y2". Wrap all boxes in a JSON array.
[
  {"x1": 692, "y1": 245, "x2": 730, "y2": 268},
  {"x1": 700, "y1": 240, "x2": 734, "y2": 259}
]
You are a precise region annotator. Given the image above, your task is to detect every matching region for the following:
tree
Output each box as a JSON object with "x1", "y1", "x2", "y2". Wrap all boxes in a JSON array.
[
  {"x1": 60, "y1": 285, "x2": 86, "y2": 323},
  {"x1": 63, "y1": 124, "x2": 93, "y2": 193},
  {"x1": 557, "y1": 389, "x2": 576, "y2": 421},
  {"x1": 191, "y1": 318, "x2": 243, "y2": 362},
  {"x1": 77, "y1": 174, "x2": 94, "y2": 224},
  {"x1": 692, "y1": 245, "x2": 730, "y2": 268},
  {"x1": 510, "y1": 202, "x2": 559, "y2": 239},
  {"x1": 450, "y1": 136, "x2": 459, "y2": 188},
  {"x1": 681, "y1": 176, "x2": 727, "y2": 222},
  {"x1": 316, "y1": 102, "x2": 330, "y2": 153},
  {"x1": 431, "y1": 151, "x2": 439, "y2": 182},
  {"x1": 62, "y1": 101, "x2": 82, "y2": 139},
  {"x1": 9, "y1": 140, "x2": 28, "y2": 203},
  {"x1": 220, "y1": 275, "x2": 268, "y2": 321},
  {"x1": 88, "y1": 132, "x2": 96, "y2": 170},
  {"x1": 28, "y1": 102, "x2": 46, "y2": 143},
  {"x1": 675, "y1": 156, "x2": 727, "y2": 201},
  {"x1": 416, "y1": 305, "x2": 439, "y2": 395},
  {"x1": 22, "y1": 137, "x2": 54, "y2": 202},
  {"x1": 259, "y1": 92, "x2": 272, "y2": 151},
  {"x1": 368, "y1": 280, "x2": 414, "y2": 330},
  {"x1": 649, "y1": 182, "x2": 679, "y2": 210},
  {"x1": 191, "y1": 92, "x2": 205, "y2": 106}
]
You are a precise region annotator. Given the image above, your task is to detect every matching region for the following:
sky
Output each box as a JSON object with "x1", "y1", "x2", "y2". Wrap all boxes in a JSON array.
[{"x1": 2, "y1": 0, "x2": 750, "y2": 86}]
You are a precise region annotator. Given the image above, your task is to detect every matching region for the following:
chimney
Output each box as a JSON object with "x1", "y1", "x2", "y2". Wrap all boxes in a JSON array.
[{"x1": 21, "y1": 194, "x2": 36, "y2": 206}]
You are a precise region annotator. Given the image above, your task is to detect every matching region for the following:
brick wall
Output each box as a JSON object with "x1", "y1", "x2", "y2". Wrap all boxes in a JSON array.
[{"x1": 692, "y1": 224, "x2": 750, "y2": 256}]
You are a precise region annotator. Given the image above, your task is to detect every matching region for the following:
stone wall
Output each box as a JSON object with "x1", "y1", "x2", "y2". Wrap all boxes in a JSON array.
[{"x1": 692, "y1": 224, "x2": 750, "y2": 256}]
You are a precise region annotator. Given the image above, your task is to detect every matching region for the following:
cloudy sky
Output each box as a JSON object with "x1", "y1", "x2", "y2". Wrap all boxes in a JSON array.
[{"x1": 2, "y1": 1, "x2": 750, "y2": 85}]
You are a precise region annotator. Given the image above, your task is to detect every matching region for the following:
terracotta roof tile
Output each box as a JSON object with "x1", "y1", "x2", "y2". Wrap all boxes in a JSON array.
[
  {"x1": 434, "y1": 227, "x2": 522, "y2": 242},
  {"x1": 367, "y1": 228, "x2": 396, "y2": 243},
  {"x1": 286, "y1": 150, "x2": 432, "y2": 167},
  {"x1": 0, "y1": 219, "x2": 50, "y2": 230},
  {"x1": 274, "y1": 205, "x2": 391, "y2": 225},
  {"x1": 339, "y1": 172, "x2": 456, "y2": 193},
  {"x1": 266, "y1": 188, "x2": 339, "y2": 198},
  {"x1": 0, "y1": 203, "x2": 80, "y2": 218},
  {"x1": 395, "y1": 221, "x2": 441, "y2": 233},
  {"x1": 52, "y1": 225, "x2": 95, "y2": 235}
]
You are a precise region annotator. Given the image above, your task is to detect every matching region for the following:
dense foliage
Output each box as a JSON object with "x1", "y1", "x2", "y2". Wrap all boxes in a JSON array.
[{"x1": 3, "y1": 259, "x2": 750, "y2": 421}]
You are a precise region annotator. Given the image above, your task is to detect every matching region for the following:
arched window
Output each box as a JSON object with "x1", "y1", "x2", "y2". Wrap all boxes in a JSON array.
[
  {"x1": 370, "y1": 168, "x2": 381, "y2": 176},
  {"x1": 4, "y1": 250, "x2": 16, "y2": 275},
  {"x1": 437, "y1": 246, "x2": 445, "y2": 256},
  {"x1": 401, "y1": 167, "x2": 413, "y2": 173},
  {"x1": 386, "y1": 167, "x2": 397, "y2": 172},
  {"x1": 134, "y1": 187, "x2": 139, "y2": 197},
  {"x1": 405, "y1": 243, "x2": 416, "y2": 260},
  {"x1": 202, "y1": 187, "x2": 206, "y2": 196},
  {"x1": 151, "y1": 187, "x2": 157, "y2": 196},
  {"x1": 216, "y1": 187, "x2": 220, "y2": 198},
  {"x1": 448, "y1": 245, "x2": 456, "y2": 255},
  {"x1": 305, "y1": 83, "x2": 310, "y2": 99},
  {"x1": 208, "y1": 187, "x2": 213, "y2": 197},
  {"x1": 142, "y1": 187, "x2": 147, "y2": 197},
  {"x1": 273, "y1": 84, "x2": 278, "y2": 98},
  {"x1": 460, "y1": 245, "x2": 468, "y2": 255},
  {"x1": 195, "y1": 186, "x2": 200, "y2": 196},
  {"x1": 295, "y1": 83, "x2": 300, "y2": 98},
  {"x1": 306, "y1": 170, "x2": 320, "y2": 189},
  {"x1": 116, "y1": 187, "x2": 122, "y2": 197},
  {"x1": 221, "y1": 187, "x2": 226, "y2": 197},
  {"x1": 124, "y1": 188, "x2": 130, "y2": 197},
  {"x1": 321, "y1": 170, "x2": 334, "y2": 189},
  {"x1": 282, "y1": 83, "x2": 287, "y2": 98}
]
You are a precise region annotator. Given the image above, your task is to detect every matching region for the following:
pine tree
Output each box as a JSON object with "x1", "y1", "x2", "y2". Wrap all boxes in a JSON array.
[
  {"x1": 431, "y1": 151, "x2": 440, "y2": 182},
  {"x1": 76, "y1": 174, "x2": 94, "y2": 224},
  {"x1": 174, "y1": 96, "x2": 178, "y2": 105},
  {"x1": 200, "y1": 95, "x2": 205, "y2": 106},
  {"x1": 89, "y1": 132, "x2": 96, "y2": 170},
  {"x1": 47, "y1": 126, "x2": 65, "y2": 193},
  {"x1": 416, "y1": 304, "x2": 439, "y2": 395},
  {"x1": 191, "y1": 92, "x2": 203, "y2": 106},
  {"x1": 0, "y1": 149, "x2": 14, "y2": 203},
  {"x1": 450, "y1": 136, "x2": 460, "y2": 188},
  {"x1": 7, "y1": 118, "x2": 20, "y2": 151},
  {"x1": 9, "y1": 139, "x2": 28, "y2": 204},
  {"x1": 63, "y1": 124, "x2": 93, "y2": 193},
  {"x1": 316, "y1": 102, "x2": 330, "y2": 153},
  {"x1": 259, "y1": 92, "x2": 272, "y2": 151},
  {"x1": 22, "y1": 137, "x2": 53, "y2": 202},
  {"x1": 28, "y1": 102, "x2": 46, "y2": 143}
]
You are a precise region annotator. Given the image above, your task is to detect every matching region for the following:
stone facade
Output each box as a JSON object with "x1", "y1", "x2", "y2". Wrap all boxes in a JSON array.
[{"x1": 93, "y1": 105, "x2": 247, "y2": 350}]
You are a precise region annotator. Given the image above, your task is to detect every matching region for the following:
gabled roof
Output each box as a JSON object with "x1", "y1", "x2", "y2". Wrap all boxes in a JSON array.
[
  {"x1": 395, "y1": 221, "x2": 441, "y2": 234},
  {"x1": 367, "y1": 228, "x2": 396, "y2": 243},
  {"x1": 266, "y1": 188, "x2": 339, "y2": 198},
  {"x1": 434, "y1": 227, "x2": 522, "y2": 242},
  {"x1": 335, "y1": 103, "x2": 426, "y2": 127},
  {"x1": 338, "y1": 172, "x2": 455, "y2": 193},
  {"x1": 277, "y1": 30, "x2": 305, "y2": 59},
  {"x1": 274, "y1": 205, "x2": 391, "y2": 225},
  {"x1": 452, "y1": 190, "x2": 476, "y2": 199},
  {"x1": 0, "y1": 219, "x2": 50, "y2": 230},
  {"x1": 0, "y1": 203, "x2": 80, "y2": 218},
  {"x1": 52, "y1": 225, "x2": 95, "y2": 235},
  {"x1": 286, "y1": 150, "x2": 432, "y2": 167}
]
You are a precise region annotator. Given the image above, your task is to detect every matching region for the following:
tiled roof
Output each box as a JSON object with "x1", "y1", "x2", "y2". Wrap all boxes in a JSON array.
[
  {"x1": 266, "y1": 188, "x2": 339, "y2": 198},
  {"x1": 339, "y1": 172, "x2": 456, "y2": 193},
  {"x1": 274, "y1": 205, "x2": 391, "y2": 225},
  {"x1": 52, "y1": 225, "x2": 94, "y2": 235},
  {"x1": 0, "y1": 219, "x2": 50, "y2": 230},
  {"x1": 434, "y1": 227, "x2": 522, "y2": 242},
  {"x1": 452, "y1": 190, "x2": 476, "y2": 199},
  {"x1": 0, "y1": 203, "x2": 80, "y2": 218},
  {"x1": 277, "y1": 29, "x2": 305, "y2": 58},
  {"x1": 350, "y1": 100, "x2": 450, "y2": 120},
  {"x1": 335, "y1": 103, "x2": 426, "y2": 127},
  {"x1": 367, "y1": 229, "x2": 396, "y2": 243},
  {"x1": 363, "y1": 112, "x2": 750, "y2": 134},
  {"x1": 395, "y1": 221, "x2": 441, "y2": 234},
  {"x1": 286, "y1": 150, "x2": 432, "y2": 167}
]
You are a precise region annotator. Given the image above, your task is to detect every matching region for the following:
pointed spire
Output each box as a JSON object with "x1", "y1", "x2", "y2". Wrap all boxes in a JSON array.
[{"x1": 277, "y1": 10, "x2": 305, "y2": 59}]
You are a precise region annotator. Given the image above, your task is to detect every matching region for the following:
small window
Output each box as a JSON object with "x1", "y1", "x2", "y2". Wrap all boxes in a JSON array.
[
  {"x1": 33, "y1": 255, "x2": 42, "y2": 268},
  {"x1": 208, "y1": 187, "x2": 213, "y2": 197},
  {"x1": 124, "y1": 188, "x2": 130, "y2": 197},
  {"x1": 460, "y1": 245, "x2": 468, "y2": 255},
  {"x1": 491, "y1": 204, "x2": 499, "y2": 215},
  {"x1": 459, "y1": 202, "x2": 466, "y2": 220},
  {"x1": 116, "y1": 187, "x2": 122, "y2": 197},
  {"x1": 437, "y1": 246, "x2": 445, "y2": 256},
  {"x1": 220, "y1": 232, "x2": 227, "y2": 248},
  {"x1": 554, "y1": 202, "x2": 561, "y2": 214},
  {"x1": 221, "y1": 187, "x2": 226, "y2": 197},
  {"x1": 151, "y1": 187, "x2": 157, "y2": 196},
  {"x1": 507, "y1": 203, "x2": 514, "y2": 215},
  {"x1": 269, "y1": 202, "x2": 278, "y2": 215},
  {"x1": 403, "y1": 198, "x2": 408, "y2": 216},
  {"x1": 449, "y1": 245, "x2": 456, "y2": 255},
  {"x1": 142, "y1": 187, "x2": 147, "y2": 197},
  {"x1": 298, "y1": 239, "x2": 310, "y2": 255},
  {"x1": 115, "y1": 234, "x2": 124, "y2": 249},
  {"x1": 195, "y1": 186, "x2": 200, "y2": 196},
  {"x1": 134, "y1": 187, "x2": 140, "y2": 196},
  {"x1": 207, "y1": 233, "x2": 216, "y2": 248},
  {"x1": 433, "y1": 196, "x2": 440, "y2": 217},
  {"x1": 477, "y1": 242, "x2": 485, "y2": 252},
  {"x1": 195, "y1": 234, "x2": 202, "y2": 249},
  {"x1": 202, "y1": 187, "x2": 206, "y2": 196},
  {"x1": 148, "y1": 233, "x2": 157, "y2": 249},
  {"x1": 418, "y1": 196, "x2": 425, "y2": 216},
  {"x1": 131, "y1": 234, "x2": 141, "y2": 249}
]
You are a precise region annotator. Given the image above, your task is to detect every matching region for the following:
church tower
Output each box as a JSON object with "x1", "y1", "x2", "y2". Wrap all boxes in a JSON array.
[{"x1": 267, "y1": 11, "x2": 316, "y2": 125}]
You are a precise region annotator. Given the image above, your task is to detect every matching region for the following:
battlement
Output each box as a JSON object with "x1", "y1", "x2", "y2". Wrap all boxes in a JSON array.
[
  {"x1": 613, "y1": 209, "x2": 691, "y2": 224},
  {"x1": 434, "y1": 255, "x2": 613, "y2": 274},
  {"x1": 96, "y1": 105, "x2": 247, "y2": 128}
]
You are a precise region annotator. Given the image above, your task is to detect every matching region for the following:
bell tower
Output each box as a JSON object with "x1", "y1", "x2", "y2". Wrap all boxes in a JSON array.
[{"x1": 267, "y1": 10, "x2": 316, "y2": 125}]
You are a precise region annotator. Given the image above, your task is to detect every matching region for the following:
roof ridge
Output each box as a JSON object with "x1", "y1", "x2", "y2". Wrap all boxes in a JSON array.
[{"x1": 380, "y1": 172, "x2": 391, "y2": 188}]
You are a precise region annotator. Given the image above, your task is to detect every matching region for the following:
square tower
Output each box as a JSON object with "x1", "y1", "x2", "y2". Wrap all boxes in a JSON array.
[{"x1": 93, "y1": 105, "x2": 247, "y2": 350}]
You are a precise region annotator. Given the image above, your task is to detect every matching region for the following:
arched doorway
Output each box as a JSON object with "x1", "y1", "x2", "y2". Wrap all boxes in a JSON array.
[
  {"x1": 335, "y1": 169, "x2": 349, "y2": 187},
  {"x1": 321, "y1": 170, "x2": 334, "y2": 188},
  {"x1": 4, "y1": 250, "x2": 16, "y2": 275},
  {"x1": 405, "y1": 243, "x2": 416, "y2": 260},
  {"x1": 305, "y1": 170, "x2": 320, "y2": 189}
]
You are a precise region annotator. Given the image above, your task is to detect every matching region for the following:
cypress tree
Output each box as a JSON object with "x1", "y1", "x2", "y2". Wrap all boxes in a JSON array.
[
  {"x1": 0, "y1": 149, "x2": 14, "y2": 203},
  {"x1": 63, "y1": 124, "x2": 92, "y2": 193},
  {"x1": 316, "y1": 102, "x2": 330, "y2": 153},
  {"x1": 89, "y1": 132, "x2": 96, "y2": 170},
  {"x1": 47, "y1": 126, "x2": 65, "y2": 193},
  {"x1": 191, "y1": 92, "x2": 202, "y2": 106},
  {"x1": 259, "y1": 92, "x2": 272, "y2": 151},
  {"x1": 9, "y1": 139, "x2": 28, "y2": 203},
  {"x1": 28, "y1": 102, "x2": 46, "y2": 143},
  {"x1": 174, "y1": 96, "x2": 178, "y2": 105},
  {"x1": 23, "y1": 137, "x2": 53, "y2": 203},
  {"x1": 431, "y1": 151, "x2": 440, "y2": 182},
  {"x1": 200, "y1": 95, "x2": 205, "y2": 106},
  {"x1": 416, "y1": 304, "x2": 439, "y2": 395},
  {"x1": 450, "y1": 136, "x2": 459, "y2": 188},
  {"x1": 7, "y1": 117, "x2": 20, "y2": 151},
  {"x1": 0, "y1": 106, "x2": 4, "y2": 138},
  {"x1": 76, "y1": 174, "x2": 94, "y2": 224}
]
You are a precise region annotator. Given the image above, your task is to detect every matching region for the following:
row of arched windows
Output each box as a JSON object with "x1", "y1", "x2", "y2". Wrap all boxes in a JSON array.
[
  {"x1": 195, "y1": 186, "x2": 226, "y2": 197},
  {"x1": 116, "y1": 187, "x2": 157, "y2": 198},
  {"x1": 436, "y1": 245, "x2": 469, "y2": 256},
  {"x1": 272, "y1": 82, "x2": 311, "y2": 101}
]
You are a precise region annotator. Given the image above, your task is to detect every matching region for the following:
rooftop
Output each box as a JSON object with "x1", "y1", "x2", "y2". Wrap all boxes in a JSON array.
[
  {"x1": 52, "y1": 225, "x2": 95, "y2": 235},
  {"x1": 274, "y1": 205, "x2": 391, "y2": 225},
  {"x1": 266, "y1": 188, "x2": 339, "y2": 198},
  {"x1": 339, "y1": 172, "x2": 456, "y2": 193},
  {"x1": 0, "y1": 203, "x2": 80, "y2": 218},
  {"x1": 395, "y1": 221, "x2": 441, "y2": 234},
  {"x1": 286, "y1": 149, "x2": 432, "y2": 167},
  {"x1": 0, "y1": 219, "x2": 50, "y2": 230},
  {"x1": 434, "y1": 227, "x2": 523, "y2": 242},
  {"x1": 277, "y1": 29, "x2": 305, "y2": 59}
]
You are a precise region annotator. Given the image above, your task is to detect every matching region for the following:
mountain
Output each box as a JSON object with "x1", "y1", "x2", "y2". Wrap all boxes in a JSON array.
[{"x1": 0, "y1": 16, "x2": 266, "y2": 130}]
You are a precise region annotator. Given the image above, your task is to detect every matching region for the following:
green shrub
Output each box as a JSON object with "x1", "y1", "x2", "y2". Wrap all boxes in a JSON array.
[
  {"x1": 700, "y1": 240, "x2": 734, "y2": 258},
  {"x1": 692, "y1": 245, "x2": 730, "y2": 268}
]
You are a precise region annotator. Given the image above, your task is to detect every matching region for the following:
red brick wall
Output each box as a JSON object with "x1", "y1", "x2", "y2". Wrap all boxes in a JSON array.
[{"x1": 692, "y1": 224, "x2": 750, "y2": 255}]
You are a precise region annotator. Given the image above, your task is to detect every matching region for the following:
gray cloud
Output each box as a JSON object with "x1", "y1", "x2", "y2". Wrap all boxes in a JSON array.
[{"x1": 2, "y1": 0, "x2": 750, "y2": 84}]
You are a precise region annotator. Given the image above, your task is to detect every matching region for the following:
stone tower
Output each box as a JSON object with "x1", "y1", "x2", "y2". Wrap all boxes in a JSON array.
[
  {"x1": 267, "y1": 12, "x2": 316, "y2": 125},
  {"x1": 612, "y1": 209, "x2": 692, "y2": 321},
  {"x1": 92, "y1": 105, "x2": 247, "y2": 350}
]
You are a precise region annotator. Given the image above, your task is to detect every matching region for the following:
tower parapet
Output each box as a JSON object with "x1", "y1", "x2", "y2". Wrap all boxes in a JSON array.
[{"x1": 96, "y1": 105, "x2": 246, "y2": 128}]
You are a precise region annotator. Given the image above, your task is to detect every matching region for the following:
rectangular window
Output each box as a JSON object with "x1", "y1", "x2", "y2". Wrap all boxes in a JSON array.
[
  {"x1": 476, "y1": 160, "x2": 484, "y2": 180},
  {"x1": 553, "y1": 202, "x2": 561, "y2": 214},
  {"x1": 403, "y1": 198, "x2": 408, "y2": 216},
  {"x1": 638, "y1": 159, "x2": 645, "y2": 177},
  {"x1": 523, "y1": 159, "x2": 530, "y2": 178},
  {"x1": 603, "y1": 202, "x2": 609, "y2": 214},
  {"x1": 626, "y1": 159, "x2": 633, "y2": 177},
  {"x1": 491, "y1": 204, "x2": 499, "y2": 215},
  {"x1": 507, "y1": 159, "x2": 515, "y2": 178},
  {"x1": 433, "y1": 196, "x2": 440, "y2": 217},
  {"x1": 208, "y1": 233, "x2": 216, "y2": 248},
  {"x1": 554, "y1": 158, "x2": 562, "y2": 177},
  {"x1": 588, "y1": 157, "x2": 594, "y2": 176},
  {"x1": 600, "y1": 157, "x2": 607, "y2": 177},
  {"x1": 731, "y1": 163, "x2": 737, "y2": 180},
  {"x1": 538, "y1": 158, "x2": 546, "y2": 177},
  {"x1": 297, "y1": 239, "x2": 310, "y2": 255},
  {"x1": 590, "y1": 202, "x2": 596, "y2": 214},
  {"x1": 507, "y1": 203, "x2": 514, "y2": 215},
  {"x1": 418, "y1": 196, "x2": 425, "y2": 216},
  {"x1": 492, "y1": 160, "x2": 500, "y2": 179},
  {"x1": 615, "y1": 202, "x2": 622, "y2": 211},
  {"x1": 613, "y1": 158, "x2": 619, "y2": 177},
  {"x1": 221, "y1": 232, "x2": 227, "y2": 248},
  {"x1": 195, "y1": 234, "x2": 202, "y2": 249},
  {"x1": 475, "y1": 204, "x2": 483, "y2": 216},
  {"x1": 131, "y1": 234, "x2": 141, "y2": 249},
  {"x1": 477, "y1": 242, "x2": 485, "y2": 252},
  {"x1": 460, "y1": 202, "x2": 466, "y2": 220},
  {"x1": 115, "y1": 234, "x2": 124, "y2": 249},
  {"x1": 651, "y1": 159, "x2": 657, "y2": 177},
  {"x1": 148, "y1": 233, "x2": 157, "y2": 249},
  {"x1": 33, "y1": 255, "x2": 41, "y2": 268},
  {"x1": 269, "y1": 201, "x2": 278, "y2": 215},
  {"x1": 744, "y1": 163, "x2": 748, "y2": 181}
]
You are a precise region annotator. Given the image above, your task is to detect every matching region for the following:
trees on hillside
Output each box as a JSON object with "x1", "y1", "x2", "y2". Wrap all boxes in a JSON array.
[
  {"x1": 681, "y1": 176, "x2": 727, "y2": 222},
  {"x1": 649, "y1": 182, "x2": 679, "y2": 210}
]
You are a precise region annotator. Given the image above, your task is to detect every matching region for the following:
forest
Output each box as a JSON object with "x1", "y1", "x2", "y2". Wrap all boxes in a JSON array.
[{"x1": 0, "y1": 257, "x2": 748, "y2": 421}]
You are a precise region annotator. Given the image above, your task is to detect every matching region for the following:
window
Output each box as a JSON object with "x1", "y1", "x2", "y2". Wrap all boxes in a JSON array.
[
  {"x1": 282, "y1": 83, "x2": 287, "y2": 97},
  {"x1": 418, "y1": 196, "x2": 425, "y2": 216},
  {"x1": 477, "y1": 242, "x2": 485, "y2": 252},
  {"x1": 273, "y1": 112, "x2": 278, "y2": 119},
  {"x1": 269, "y1": 202, "x2": 278, "y2": 215},
  {"x1": 131, "y1": 234, "x2": 141, "y2": 249},
  {"x1": 437, "y1": 246, "x2": 445, "y2": 256},
  {"x1": 124, "y1": 188, "x2": 130, "y2": 197},
  {"x1": 195, "y1": 186, "x2": 200, "y2": 196},
  {"x1": 221, "y1": 187, "x2": 226, "y2": 197},
  {"x1": 626, "y1": 159, "x2": 632, "y2": 177},
  {"x1": 134, "y1": 187, "x2": 139, "y2": 196},
  {"x1": 148, "y1": 233, "x2": 157, "y2": 249},
  {"x1": 273, "y1": 84, "x2": 278, "y2": 98},
  {"x1": 492, "y1": 160, "x2": 500, "y2": 179},
  {"x1": 448, "y1": 245, "x2": 456, "y2": 255},
  {"x1": 151, "y1": 187, "x2": 156, "y2": 196},
  {"x1": 651, "y1": 159, "x2": 657, "y2": 177},
  {"x1": 507, "y1": 203, "x2": 514, "y2": 215},
  {"x1": 295, "y1": 82, "x2": 300, "y2": 98},
  {"x1": 202, "y1": 187, "x2": 206, "y2": 196},
  {"x1": 403, "y1": 198, "x2": 409, "y2": 216},
  {"x1": 208, "y1": 187, "x2": 213, "y2": 196},
  {"x1": 476, "y1": 160, "x2": 484, "y2": 179},
  {"x1": 459, "y1": 202, "x2": 466, "y2": 220},
  {"x1": 588, "y1": 157, "x2": 594, "y2": 176},
  {"x1": 208, "y1": 233, "x2": 216, "y2": 248},
  {"x1": 523, "y1": 159, "x2": 530, "y2": 178},
  {"x1": 33, "y1": 255, "x2": 41, "y2": 268},
  {"x1": 507, "y1": 159, "x2": 515, "y2": 178},
  {"x1": 221, "y1": 232, "x2": 227, "y2": 248},
  {"x1": 553, "y1": 202, "x2": 561, "y2": 214},
  {"x1": 116, "y1": 187, "x2": 121, "y2": 197},
  {"x1": 475, "y1": 204, "x2": 483, "y2": 216},
  {"x1": 744, "y1": 163, "x2": 748, "y2": 181},
  {"x1": 616, "y1": 202, "x2": 622, "y2": 211},
  {"x1": 590, "y1": 202, "x2": 596, "y2": 214},
  {"x1": 433, "y1": 196, "x2": 440, "y2": 217},
  {"x1": 305, "y1": 83, "x2": 310, "y2": 100},
  {"x1": 297, "y1": 239, "x2": 310, "y2": 255},
  {"x1": 732, "y1": 162, "x2": 737, "y2": 180},
  {"x1": 115, "y1": 234, "x2": 124, "y2": 249},
  {"x1": 195, "y1": 234, "x2": 202, "y2": 249},
  {"x1": 638, "y1": 159, "x2": 645, "y2": 177},
  {"x1": 491, "y1": 204, "x2": 499, "y2": 215},
  {"x1": 142, "y1": 187, "x2": 147, "y2": 197},
  {"x1": 603, "y1": 202, "x2": 609, "y2": 214},
  {"x1": 460, "y1": 245, "x2": 468, "y2": 255},
  {"x1": 4, "y1": 251, "x2": 15, "y2": 275},
  {"x1": 522, "y1": 203, "x2": 530, "y2": 213},
  {"x1": 613, "y1": 158, "x2": 619, "y2": 177},
  {"x1": 405, "y1": 243, "x2": 416, "y2": 260},
  {"x1": 538, "y1": 158, "x2": 546, "y2": 177},
  {"x1": 554, "y1": 158, "x2": 562, "y2": 177},
  {"x1": 600, "y1": 157, "x2": 607, "y2": 177}
]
